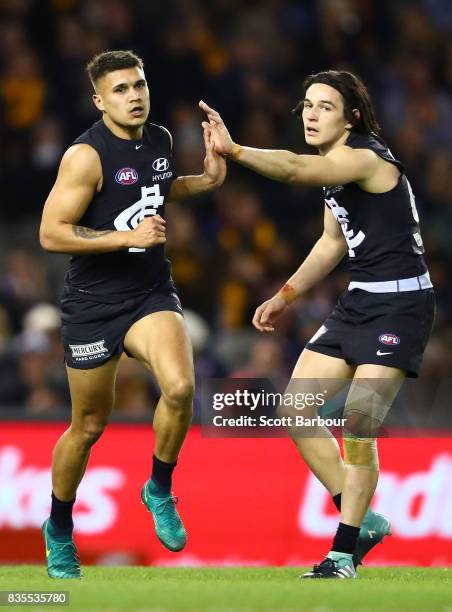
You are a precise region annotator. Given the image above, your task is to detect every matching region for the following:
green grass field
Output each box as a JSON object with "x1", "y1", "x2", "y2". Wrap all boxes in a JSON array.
[{"x1": 0, "y1": 566, "x2": 451, "y2": 611}]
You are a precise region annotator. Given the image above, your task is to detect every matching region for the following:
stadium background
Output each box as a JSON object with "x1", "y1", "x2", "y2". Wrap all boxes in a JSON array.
[{"x1": 0, "y1": 0, "x2": 451, "y2": 567}]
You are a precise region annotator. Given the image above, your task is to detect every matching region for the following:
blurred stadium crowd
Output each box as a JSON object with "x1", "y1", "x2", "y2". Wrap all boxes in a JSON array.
[{"x1": 0, "y1": 0, "x2": 451, "y2": 418}]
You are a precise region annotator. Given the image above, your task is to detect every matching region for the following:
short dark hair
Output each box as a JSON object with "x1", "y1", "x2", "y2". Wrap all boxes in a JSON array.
[
  {"x1": 86, "y1": 50, "x2": 144, "y2": 86},
  {"x1": 292, "y1": 70, "x2": 381, "y2": 135}
]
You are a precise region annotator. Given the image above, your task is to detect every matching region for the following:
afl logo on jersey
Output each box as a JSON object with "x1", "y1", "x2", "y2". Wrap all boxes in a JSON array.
[
  {"x1": 152, "y1": 158, "x2": 169, "y2": 172},
  {"x1": 379, "y1": 333, "x2": 400, "y2": 346},
  {"x1": 115, "y1": 167, "x2": 138, "y2": 185}
]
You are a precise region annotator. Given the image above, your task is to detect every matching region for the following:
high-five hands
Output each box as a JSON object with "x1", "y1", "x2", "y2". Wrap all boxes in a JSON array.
[
  {"x1": 199, "y1": 100, "x2": 235, "y2": 157},
  {"x1": 202, "y1": 119, "x2": 226, "y2": 186}
]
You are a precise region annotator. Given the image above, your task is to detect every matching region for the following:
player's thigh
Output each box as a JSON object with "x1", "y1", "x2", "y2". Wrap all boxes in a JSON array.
[
  {"x1": 278, "y1": 349, "x2": 354, "y2": 426},
  {"x1": 283, "y1": 349, "x2": 355, "y2": 420},
  {"x1": 66, "y1": 355, "x2": 121, "y2": 428},
  {"x1": 292, "y1": 348, "x2": 355, "y2": 379},
  {"x1": 344, "y1": 364, "x2": 405, "y2": 436},
  {"x1": 123, "y1": 311, "x2": 194, "y2": 397}
]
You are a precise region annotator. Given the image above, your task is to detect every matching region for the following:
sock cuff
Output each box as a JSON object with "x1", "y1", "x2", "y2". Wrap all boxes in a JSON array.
[
  {"x1": 338, "y1": 521, "x2": 360, "y2": 534},
  {"x1": 153, "y1": 454, "x2": 177, "y2": 468},
  {"x1": 51, "y1": 492, "x2": 76, "y2": 504}
]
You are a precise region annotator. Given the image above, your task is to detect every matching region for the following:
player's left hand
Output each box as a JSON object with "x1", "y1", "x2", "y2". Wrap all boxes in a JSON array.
[
  {"x1": 202, "y1": 122, "x2": 227, "y2": 187},
  {"x1": 199, "y1": 100, "x2": 234, "y2": 156},
  {"x1": 252, "y1": 295, "x2": 288, "y2": 332}
]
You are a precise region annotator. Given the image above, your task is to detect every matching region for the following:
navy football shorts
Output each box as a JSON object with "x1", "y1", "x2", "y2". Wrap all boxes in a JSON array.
[
  {"x1": 61, "y1": 281, "x2": 183, "y2": 369},
  {"x1": 306, "y1": 288, "x2": 435, "y2": 377}
]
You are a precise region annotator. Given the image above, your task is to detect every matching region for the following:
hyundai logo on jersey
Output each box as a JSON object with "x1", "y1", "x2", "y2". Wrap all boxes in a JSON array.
[
  {"x1": 379, "y1": 333, "x2": 401, "y2": 345},
  {"x1": 115, "y1": 167, "x2": 138, "y2": 185},
  {"x1": 152, "y1": 157, "x2": 169, "y2": 172}
]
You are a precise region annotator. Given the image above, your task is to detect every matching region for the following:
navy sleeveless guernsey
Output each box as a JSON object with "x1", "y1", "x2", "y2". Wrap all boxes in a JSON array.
[
  {"x1": 324, "y1": 132, "x2": 427, "y2": 283},
  {"x1": 66, "y1": 119, "x2": 176, "y2": 299}
]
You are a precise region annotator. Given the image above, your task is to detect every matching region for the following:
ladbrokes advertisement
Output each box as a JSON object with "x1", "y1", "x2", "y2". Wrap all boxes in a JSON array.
[{"x1": 0, "y1": 423, "x2": 451, "y2": 566}]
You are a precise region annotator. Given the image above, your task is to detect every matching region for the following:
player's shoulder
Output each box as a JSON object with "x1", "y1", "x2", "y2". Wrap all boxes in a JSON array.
[
  {"x1": 58, "y1": 143, "x2": 101, "y2": 183},
  {"x1": 325, "y1": 142, "x2": 378, "y2": 169},
  {"x1": 327, "y1": 143, "x2": 375, "y2": 160},
  {"x1": 146, "y1": 122, "x2": 173, "y2": 150},
  {"x1": 70, "y1": 119, "x2": 111, "y2": 162},
  {"x1": 63, "y1": 141, "x2": 100, "y2": 165},
  {"x1": 345, "y1": 131, "x2": 404, "y2": 171},
  {"x1": 345, "y1": 132, "x2": 389, "y2": 159}
]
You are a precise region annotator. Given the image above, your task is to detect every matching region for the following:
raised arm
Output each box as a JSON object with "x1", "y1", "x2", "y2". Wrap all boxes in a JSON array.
[
  {"x1": 253, "y1": 205, "x2": 347, "y2": 332},
  {"x1": 199, "y1": 100, "x2": 378, "y2": 187},
  {"x1": 40, "y1": 144, "x2": 166, "y2": 254},
  {"x1": 166, "y1": 123, "x2": 226, "y2": 202}
]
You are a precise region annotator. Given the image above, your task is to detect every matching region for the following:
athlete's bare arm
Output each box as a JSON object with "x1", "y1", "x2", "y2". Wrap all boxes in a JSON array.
[
  {"x1": 40, "y1": 144, "x2": 166, "y2": 254},
  {"x1": 225, "y1": 144, "x2": 379, "y2": 187},
  {"x1": 253, "y1": 206, "x2": 347, "y2": 332},
  {"x1": 199, "y1": 101, "x2": 399, "y2": 190},
  {"x1": 166, "y1": 123, "x2": 226, "y2": 202}
]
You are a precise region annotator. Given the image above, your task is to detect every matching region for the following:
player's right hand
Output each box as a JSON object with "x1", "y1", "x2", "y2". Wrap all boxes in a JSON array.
[
  {"x1": 252, "y1": 295, "x2": 288, "y2": 332},
  {"x1": 130, "y1": 215, "x2": 166, "y2": 248}
]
